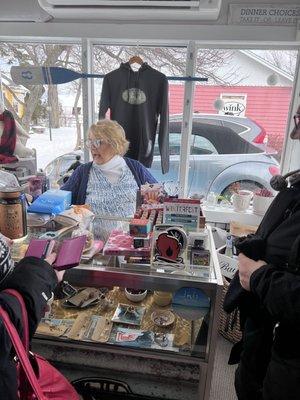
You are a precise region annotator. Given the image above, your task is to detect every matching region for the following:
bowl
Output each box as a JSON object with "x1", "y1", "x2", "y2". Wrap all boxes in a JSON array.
[
  {"x1": 125, "y1": 288, "x2": 147, "y2": 303},
  {"x1": 253, "y1": 194, "x2": 274, "y2": 215},
  {"x1": 153, "y1": 291, "x2": 172, "y2": 306},
  {"x1": 151, "y1": 310, "x2": 175, "y2": 327}
]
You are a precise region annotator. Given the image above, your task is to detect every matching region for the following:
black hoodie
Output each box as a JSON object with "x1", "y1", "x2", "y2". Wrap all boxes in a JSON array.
[{"x1": 99, "y1": 62, "x2": 169, "y2": 174}]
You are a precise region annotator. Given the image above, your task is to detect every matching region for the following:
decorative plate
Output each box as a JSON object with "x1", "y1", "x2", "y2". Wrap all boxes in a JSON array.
[{"x1": 151, "y1": 310, "x2": 175, "y2": 327}]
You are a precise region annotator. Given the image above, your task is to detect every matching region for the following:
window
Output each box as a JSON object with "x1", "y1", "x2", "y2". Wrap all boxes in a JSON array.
[
  {"x1": 187, "y1": 48, "x2": 297, "y2": 197},
  {"x1": 0, "y1": 41, "x2": 82, "y2": 179},
  {"x1": 191, "y1": 135, "x2": 217, "y2": 155},
  {"x1": 220, "y1": 120, "x2": 247, "y2": 134}
]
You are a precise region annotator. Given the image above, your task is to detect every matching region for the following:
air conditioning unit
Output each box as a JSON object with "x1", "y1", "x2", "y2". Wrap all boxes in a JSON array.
[{"x1": 38, "y1": 0, "x2": 222, "y2": 21}]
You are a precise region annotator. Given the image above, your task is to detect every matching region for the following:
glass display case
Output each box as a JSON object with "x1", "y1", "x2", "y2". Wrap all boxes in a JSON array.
[{"x1": 32, "y1": 226, "x2": 223, "y2": 400}]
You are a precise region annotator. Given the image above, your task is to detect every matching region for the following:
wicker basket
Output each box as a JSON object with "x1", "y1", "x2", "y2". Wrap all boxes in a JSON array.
[{"x1": 218, "y1": 277, "x2": 242, "y2": 343}]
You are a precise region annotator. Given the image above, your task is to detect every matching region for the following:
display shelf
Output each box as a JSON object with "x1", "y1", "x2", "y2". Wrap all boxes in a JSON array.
[
  {"x1": 32, "y1": 226, "x2": 223, "y2": 400},
  {"x1": 202, "y1": 204, "x2": 263, "y2": 226}
]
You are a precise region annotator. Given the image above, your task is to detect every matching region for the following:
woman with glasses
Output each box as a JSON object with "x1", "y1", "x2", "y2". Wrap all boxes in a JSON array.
[{"x1": 61, "y1": 119, "x2": 156, "y2": 240}]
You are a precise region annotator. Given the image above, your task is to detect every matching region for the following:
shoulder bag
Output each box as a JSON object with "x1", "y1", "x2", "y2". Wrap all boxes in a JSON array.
[{"x1": 0, "y1": 289, "x2": 79, "y2": 400}]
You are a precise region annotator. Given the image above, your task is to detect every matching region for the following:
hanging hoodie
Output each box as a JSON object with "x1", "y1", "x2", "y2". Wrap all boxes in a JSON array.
[{"x1": 99, "y1": 62, "x2": 169, "y2": 174}]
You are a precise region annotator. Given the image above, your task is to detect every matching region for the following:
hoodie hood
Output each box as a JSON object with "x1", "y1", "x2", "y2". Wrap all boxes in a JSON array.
[{"x1": 120, "y1": 62, "x2": 150, "y2": 72}]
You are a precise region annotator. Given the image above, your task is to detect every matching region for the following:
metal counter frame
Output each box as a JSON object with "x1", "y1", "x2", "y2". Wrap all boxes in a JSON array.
[{"x1": 33, "y1": 227, "x2": 223, "y2": 400}]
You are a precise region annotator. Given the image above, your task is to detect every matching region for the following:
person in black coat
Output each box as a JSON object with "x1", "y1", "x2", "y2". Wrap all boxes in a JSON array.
[
  {"x1": 224, "y1": 176, "x2": 300, "y2": 400},
  {"x1": 0, "y1": 234, "x2": 63, "y2": 400}
]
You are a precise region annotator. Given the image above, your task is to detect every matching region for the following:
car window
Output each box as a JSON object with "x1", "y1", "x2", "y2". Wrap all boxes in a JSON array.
[
  {"x1": 153, "y1": 133, "x2": 217, "y2": 156},
  {"x1": 191, "y1": 135, "x2": 218, "y2": 155},
  {"x1": 153, "y1": 133, "x2": 181, "y2": 156},
  {"x1": 193, "y1": 118, "x2": 222, "y2": 126},
  {"x1": 220, "y1": 120, "x2": 247, "y2": 134}
]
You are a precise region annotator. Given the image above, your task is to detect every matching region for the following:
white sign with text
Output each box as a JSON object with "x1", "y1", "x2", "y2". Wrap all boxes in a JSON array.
[
  {"x1": 229, "y1": 4, "x2": 300, "y2": 26},
  {"x1": 219, "y1": 93, "x2": 247, "y2": 117}
]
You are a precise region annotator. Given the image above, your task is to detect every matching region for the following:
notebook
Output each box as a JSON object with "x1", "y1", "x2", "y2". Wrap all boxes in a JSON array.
[{"x1": 25, "y1": 235, "x2": 87, "y2": 270}]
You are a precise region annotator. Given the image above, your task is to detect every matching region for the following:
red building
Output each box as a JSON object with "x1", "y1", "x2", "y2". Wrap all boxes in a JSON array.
[{"x1": 169, "y1": 85, "x2": 292, "y2": 153}]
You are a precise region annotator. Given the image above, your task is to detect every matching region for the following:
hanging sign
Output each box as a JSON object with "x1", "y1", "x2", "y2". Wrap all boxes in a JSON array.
[
  {"x1": 219, "y1": 93, "x2": 247, "y2": 117},
  {"x1": 229, "y1": 4, "x2": 300, "y2": 26}
]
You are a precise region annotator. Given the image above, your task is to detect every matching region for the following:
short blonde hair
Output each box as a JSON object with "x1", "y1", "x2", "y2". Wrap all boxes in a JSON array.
[{"x1": 89, "y1": 119, "x2": 129, "y2": 156}]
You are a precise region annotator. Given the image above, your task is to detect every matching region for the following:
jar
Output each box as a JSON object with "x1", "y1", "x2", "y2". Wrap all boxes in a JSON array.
[
  {"x1": 28, "y1": 176, "x2": 43, "y2": 200},
  {"x1": 0, "y1": 188, "x2": 27, "y2": 239},
  {"x1": 153, "y1": 291, "x2": 172, "y2": 307}
]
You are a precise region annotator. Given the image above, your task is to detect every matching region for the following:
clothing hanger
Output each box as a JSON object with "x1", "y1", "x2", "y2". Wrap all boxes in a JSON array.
[{"x1": 128, "y1": 55, "x2": 144, "y2": 65}]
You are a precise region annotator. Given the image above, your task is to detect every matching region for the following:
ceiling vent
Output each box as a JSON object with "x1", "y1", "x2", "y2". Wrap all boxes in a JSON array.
[
  {"x1": 0, "y1": 0, "x2": 52, "y2": 22},
  {"x1": 38, "y1": 0, "x2": 222, "y2": 21}
]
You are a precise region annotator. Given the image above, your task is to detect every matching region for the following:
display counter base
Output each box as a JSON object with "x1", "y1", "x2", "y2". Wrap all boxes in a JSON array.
[
  {"x1": 32, "y1": 339, "x2": 201, "y2": 400},
  {"x1": 71, "y1": 376, "x2": 176, "y2": 400}
]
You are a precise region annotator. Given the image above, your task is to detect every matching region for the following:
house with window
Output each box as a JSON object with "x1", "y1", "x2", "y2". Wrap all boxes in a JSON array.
[{"x1": 169, "y1": 49, "x2": 294, "y2": 154}]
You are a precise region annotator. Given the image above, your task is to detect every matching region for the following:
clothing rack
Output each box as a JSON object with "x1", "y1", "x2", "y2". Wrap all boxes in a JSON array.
[
  {"x1": 82, "y1": 73, "x2": 208, "y2": 82},
  {"x1": 167, "y1": 76, "x2": 207, "y2": 82}
]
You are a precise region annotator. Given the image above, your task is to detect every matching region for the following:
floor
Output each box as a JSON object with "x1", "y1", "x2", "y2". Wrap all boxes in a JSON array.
[{"x1": 209, "y1": 335, "x2": 237, "y2": 400}]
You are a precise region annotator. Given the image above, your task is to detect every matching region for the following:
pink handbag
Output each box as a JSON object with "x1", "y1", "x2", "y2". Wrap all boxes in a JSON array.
[{"x1": 0, "y1": 289, "x2": 79, "y2": 400}]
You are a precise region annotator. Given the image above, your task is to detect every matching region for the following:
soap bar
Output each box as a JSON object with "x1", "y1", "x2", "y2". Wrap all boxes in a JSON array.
[
  {"x1": 129, "y1": 219, "x2": 151, "y2": 237},
  {"x1": 133, "y1": 236, "x2": 151, "y2": 249},
  {"x1": 28, "y1": 189, "x2": 72, "y2": 215}
]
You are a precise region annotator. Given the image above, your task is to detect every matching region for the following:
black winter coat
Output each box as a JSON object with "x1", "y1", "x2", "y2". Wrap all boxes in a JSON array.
[
  {"x1": 224, "y1": 182, "x2": 300, "y2": 400},
  {"x1": 0, "y1": 257, "x2": 58, "y2": 400}
]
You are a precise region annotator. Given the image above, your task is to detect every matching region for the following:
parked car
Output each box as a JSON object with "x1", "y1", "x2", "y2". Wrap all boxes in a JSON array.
[
  {"x1": 44, "y1": 120, "x2": 279, "y2": 198},
  {"x1": 171, "y1": 113, "x2": 267, "y2": 144}
]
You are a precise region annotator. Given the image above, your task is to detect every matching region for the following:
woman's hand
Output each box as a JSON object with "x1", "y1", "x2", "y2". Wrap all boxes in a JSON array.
[
  {"x1": 238, "y1": 253, "x2": 266, "y2": 291},
  {"x1": 45, "y1": 252, "x2": 65, "y2": 283}
]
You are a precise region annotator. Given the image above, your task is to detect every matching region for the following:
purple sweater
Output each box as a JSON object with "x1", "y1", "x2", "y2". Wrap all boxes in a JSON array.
[{"x1": 61, "y1": 157, "x2": 157, "y2": 205}]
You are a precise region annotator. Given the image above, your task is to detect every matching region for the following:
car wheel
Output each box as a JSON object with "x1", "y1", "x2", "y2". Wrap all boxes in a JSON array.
[{"x1": 221, "y1": 180, "x2": 264, "y2": 198}]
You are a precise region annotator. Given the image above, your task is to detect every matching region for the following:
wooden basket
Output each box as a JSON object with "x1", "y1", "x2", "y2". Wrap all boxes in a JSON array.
[{"x1": 218, "y1": 277, "x2": 242, "y2": 343}]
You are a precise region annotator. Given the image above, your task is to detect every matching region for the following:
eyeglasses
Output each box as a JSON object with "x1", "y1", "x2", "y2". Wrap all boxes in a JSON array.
[
  {"x1": 294, "y1": 114, "x2": 300, "y2": 129},
  {"x1": 85, "y1": 139, "x2": 104, "y2": 148}
]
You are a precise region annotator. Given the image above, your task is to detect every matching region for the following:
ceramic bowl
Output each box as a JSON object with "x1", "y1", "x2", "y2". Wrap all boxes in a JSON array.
[
  {"x1": 253, "y1": 194, "x2": 274, "y2": 215},
  {"x1": 153, "y1": 291, "x2": 172, "y2": 307},
  {"x1": 232, "y1": 190, "x2": 253, "y2": 212},
  {"x1": 125, "y1": 288, "x2": 147, "y2": 303}
]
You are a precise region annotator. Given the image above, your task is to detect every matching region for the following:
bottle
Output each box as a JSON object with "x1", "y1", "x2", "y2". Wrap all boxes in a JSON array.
[
  {"x1": 206, "y1": 192, "x2": 217, "y2": 208},
  {"x1": 190, "y1": 239, "x2": 210, "y2": 266},
  {"x1": 0, "y1": 188, "x2": 27, "y2": 239},
  {"x1": 225, "y1": 235, "x2": 233, "y2": 258},
  {"x1": 37, "y1": 169, "x2": 49, "y2": 193}
]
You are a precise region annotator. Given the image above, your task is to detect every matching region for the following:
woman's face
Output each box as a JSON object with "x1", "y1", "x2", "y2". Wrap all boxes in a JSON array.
[{"x1": 88, "y1": 133, "x2": 116, "y2": 165}]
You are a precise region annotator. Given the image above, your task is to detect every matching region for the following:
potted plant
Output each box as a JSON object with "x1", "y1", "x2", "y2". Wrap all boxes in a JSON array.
[{"x1": 253, "y1": 188, "x2": 274, "y2": 215}]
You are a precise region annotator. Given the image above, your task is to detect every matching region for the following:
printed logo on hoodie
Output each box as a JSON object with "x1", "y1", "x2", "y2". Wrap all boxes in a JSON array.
[{"x1": 122, "y1": 88, "x2": 146, "y2": 105}]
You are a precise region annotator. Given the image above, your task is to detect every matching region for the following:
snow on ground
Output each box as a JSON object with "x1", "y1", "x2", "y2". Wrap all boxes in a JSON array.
[{"x1": 27, "y1": 127, "x2": 77, "y2": 170}]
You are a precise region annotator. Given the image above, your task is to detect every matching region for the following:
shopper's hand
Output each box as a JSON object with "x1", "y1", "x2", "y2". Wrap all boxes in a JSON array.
[
  {"x1": 45, "y1": 252, "x2": 65, "y2": 283},
  {"x1": 45, "y1": 252, "x2": 57, "y2": 265},
  {"x1": 54, "y1": 269, "x2": 65, "y2": 284},
  {"x1": 238, "y1": 253, "x2": 265, "y2": 291}
]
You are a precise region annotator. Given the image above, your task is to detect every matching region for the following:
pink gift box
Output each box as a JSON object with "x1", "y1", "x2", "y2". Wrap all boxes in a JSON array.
[{"x1": 103, "y1": 230, "x2": 151, "y2": 257}]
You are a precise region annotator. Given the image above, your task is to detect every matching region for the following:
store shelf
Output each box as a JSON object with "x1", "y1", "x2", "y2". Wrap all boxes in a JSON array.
[
  {"x1": 32, "y1": 226, "x2": 223, "y2": 400},
  {"x1": 202, "y1": 204, "x2": 263, "y2": 226}
]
